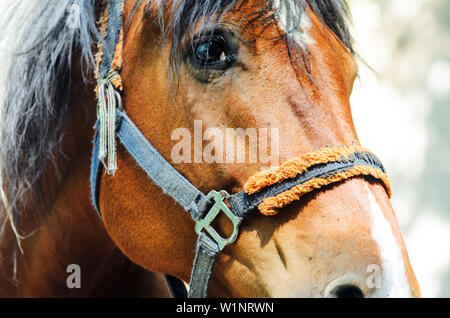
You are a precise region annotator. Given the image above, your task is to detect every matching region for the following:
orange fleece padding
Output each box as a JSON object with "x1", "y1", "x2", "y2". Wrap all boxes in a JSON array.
[
  {"x1": 257, "y1": 165, "x2": 391, "y2": 216},
  {"x1": 244, "y1": 145, "x2": 378, "y2": 194},
  {"x1": 242, "y1": 145, "x2": 392, "y2": 216}
]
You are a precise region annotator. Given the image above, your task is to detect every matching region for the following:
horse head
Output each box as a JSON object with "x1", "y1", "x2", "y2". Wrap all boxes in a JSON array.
[{"x1": 96, "y1": 1, "x2": 420, "y2": 297}]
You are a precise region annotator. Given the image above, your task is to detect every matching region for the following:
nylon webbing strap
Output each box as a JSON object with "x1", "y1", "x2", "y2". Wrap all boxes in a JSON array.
[
  {"x1": 188, "y1": 233, "x2": 220, "y2": 298},
  {"x1": 115, "y1": 110, "x2": 212, "y2": 220},
  {"x1": 99, "y1": 0, "x2": 123, "y2": 79},
  {"x1": 90, "y1": 122, "x2": 102, "y2": 217}
]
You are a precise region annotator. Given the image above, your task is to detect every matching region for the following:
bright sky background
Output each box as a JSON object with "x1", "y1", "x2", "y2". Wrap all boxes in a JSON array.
[{"x1": 349, "y1": 0, "x2": 450, "y2": 297}]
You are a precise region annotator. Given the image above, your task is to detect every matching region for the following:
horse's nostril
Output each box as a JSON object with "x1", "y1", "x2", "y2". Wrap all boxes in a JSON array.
[{"x1": 329, "y1": 285, "x2": 365, "y2": 298}]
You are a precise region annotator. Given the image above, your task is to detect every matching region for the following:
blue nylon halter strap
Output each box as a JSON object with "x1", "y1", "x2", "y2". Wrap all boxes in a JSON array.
[
  {"x1": 91, "y1": 0, "x2": 389, "y2": 299},
  {"x1": 91, "y1": 109, "x2": 213, "y2": 220},
  {"x1": 98, "y1": 0, "x2": 123, "y2": 79}
]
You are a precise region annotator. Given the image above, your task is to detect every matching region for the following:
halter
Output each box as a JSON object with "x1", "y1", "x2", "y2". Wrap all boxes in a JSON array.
[{"x1": 91, "y1": 0, "x2": 392, "y2": 298}]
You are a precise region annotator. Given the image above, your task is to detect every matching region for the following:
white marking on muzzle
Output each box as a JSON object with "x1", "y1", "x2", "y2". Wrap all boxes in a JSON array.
[{"x1": 364, "y1": 184, "x2": 411, "y2": 297}]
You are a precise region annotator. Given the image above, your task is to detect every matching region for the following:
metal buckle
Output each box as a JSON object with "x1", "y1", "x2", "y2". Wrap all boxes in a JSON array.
[{"x1": 195, "y1": 190, "x2": 242, "y2": 251}]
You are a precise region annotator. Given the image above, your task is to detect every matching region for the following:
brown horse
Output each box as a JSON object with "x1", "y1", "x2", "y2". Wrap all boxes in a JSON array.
[{"x1": 0, "y1": 0, "x2": 420, "y2": 297}]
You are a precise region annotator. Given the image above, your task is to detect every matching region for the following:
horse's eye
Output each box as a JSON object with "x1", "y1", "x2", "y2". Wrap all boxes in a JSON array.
[{"x1": 191, "y1": 33, "x2": 236, "y2": 70}]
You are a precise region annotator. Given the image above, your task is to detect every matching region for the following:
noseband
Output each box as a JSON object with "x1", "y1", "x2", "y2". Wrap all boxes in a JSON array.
[{"x1": 91, "y1": 0, "x2": 391, "y2": 298}]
